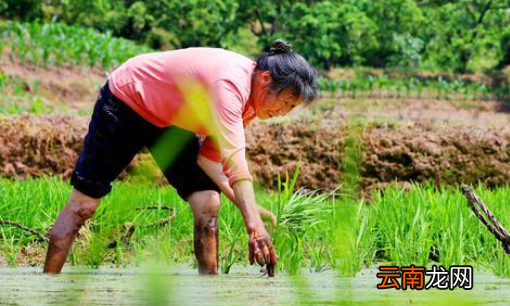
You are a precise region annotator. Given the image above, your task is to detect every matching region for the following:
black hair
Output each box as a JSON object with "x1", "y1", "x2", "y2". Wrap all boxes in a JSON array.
[{"x1": 256, "y1": 39, "x2": 319, "y2": 104}]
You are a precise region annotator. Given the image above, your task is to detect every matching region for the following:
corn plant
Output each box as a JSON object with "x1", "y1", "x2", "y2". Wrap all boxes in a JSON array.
[{"x1": 2, "y1": 21, "x2": 152, "y2": 69}]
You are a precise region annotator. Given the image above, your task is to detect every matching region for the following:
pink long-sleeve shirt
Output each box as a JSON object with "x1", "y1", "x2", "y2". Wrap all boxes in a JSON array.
[{"x1": 108, "y1": 48, "x2": 257, "y2": 186}]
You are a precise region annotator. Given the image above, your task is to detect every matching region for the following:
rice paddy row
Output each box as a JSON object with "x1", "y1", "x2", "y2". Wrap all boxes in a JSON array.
[{"x1": 1, "y1": 177, "x2": 509, "y2": 277}]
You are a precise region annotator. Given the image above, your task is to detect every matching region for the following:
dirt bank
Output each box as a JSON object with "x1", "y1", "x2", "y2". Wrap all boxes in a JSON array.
[
  {"x1": 248, "y1": 121, "x2": 510, "y2": 191},
  {"x1": 246, "y1": 121, "x2": 344, "y2": 191},
  {"x1": 360, "y1": 123, "x2": 510, "y2": 189},
  {"x1": 0, "y1": 115, "x2": 86, "y2": 178},
  {"x1": 1, "y1": 116, "x2": 510, "y2": 192},
  {"x1": 0, "y1": 56, "x2": 105, "y2": 111}
]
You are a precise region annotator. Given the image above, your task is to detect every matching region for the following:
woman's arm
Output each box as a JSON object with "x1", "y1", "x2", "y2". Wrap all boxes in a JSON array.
[
  {"x1": 197, "y1": 155, "x2": 276, "y2": 226},
  {"x1": 207, "y1": 80, "x2": 278, "y2": 267},
  {"x1": 232, "y1": 179, "x2": 278, "y2": 267},
  {"x1": 197, "y1": 154, "x2": 236, "y2": 201}
]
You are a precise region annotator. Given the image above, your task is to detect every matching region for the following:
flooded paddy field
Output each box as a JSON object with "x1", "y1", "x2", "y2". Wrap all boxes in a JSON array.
[{"x1": 1, "y1": 267, "x2": 510, "y2": 305}]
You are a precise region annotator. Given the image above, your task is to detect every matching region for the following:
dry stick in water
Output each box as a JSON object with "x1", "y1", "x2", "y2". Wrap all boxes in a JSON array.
[
  {"x1": 0, "y1": 220, "x2": 49, "y2": 242},
  {"x1": 0, "y1": 206, "x2": 176, "y2": 248},
  {"x1": 461, "y1": 184, "x2": 510, "y2": 254},
  {"x1": 139, "y1": 206, "x2": 176, "y2": 227},
  {"x1": 108, "y1": 206, "x2": 176, "y2": 248}
]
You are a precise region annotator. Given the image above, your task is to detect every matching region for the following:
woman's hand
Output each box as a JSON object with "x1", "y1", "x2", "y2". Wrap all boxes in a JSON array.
[
  {"x1": 232, "y1": 180, "x2": 279, "y2": 275},
  {"x1": 248, "y1": 225, "x2": 279, "y2": 269},
  {"x1": 198, "y1": 157, "x2": 279, "y2": 273}
]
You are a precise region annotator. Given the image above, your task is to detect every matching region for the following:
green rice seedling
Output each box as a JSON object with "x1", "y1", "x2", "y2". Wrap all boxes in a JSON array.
[
  {"x1": 350, "y1": 79, "x2": 360, "y2": 98},
  {"x1": 30, "y1": 96, "x2": 47, "y2": 115},
  {"x1": 434, "y1": 77, "x2": 442, "y2": 100},
  {"x1": 0, "y1": 72, "x2": 6, "y2": 90},
  {"x1": 416, "y1": 79, "x2": 425, "y2": 99},
  {"x1": 329, "y1": 80, "x2": 340, "y2": 98},
  {"x1": 320, "y1": 78, "x2": 329, "y2": 92},
  {"x1": 0, "y1": 34, "x2": 5, "y2": 59},
  {"x1": 462, "y1": 83, "x2": 470, "y2": 100},
  {"x1": 479, "y1": 83, "x2": 490, "y2": 101},
  {"x1": 432, "y1": 188, "x2": 467, "y2": 268},
  {"x1": 269, "y1": 167, "x2": 333, "y2": 274},
  {"x1": 340, "y1": 80, "x2": 352, "y2": 99},
  {"x1": 306, "y1": 228, "x2": 329, "y2": 273},
  {"x1": 404, "y1": 78, "x2": 416, "y2": 99},
  {"x1": 80, "y1": 233, "x2": 110, "y2": 269},
  {"x1": 468, "y1": 83, "x2": 479, "y2": 100},
  {"x1": 219, "y1": 197, "x2": 246, "y2": 274},
  {"x1": 374, "y1": 75, "x2": 390, "y2": 98},
  {"x1": 143, "y1": 264, "x2": 177, "y2": 306},
  {"x1": 0, "y1": 235, "x2": 19, "y2": 267},
  {"x1": 354, "y1": 201, "x2": 377, "y2": 268},
  {"x1": 451, "y1": 80, "x2": 463, "y2": 101},
  {"x1": 392, "y1": 79, "x2": 404, "y2": 99},
  {"x1": 366, "y1": 75, "x2": 375, "y2": 98},
  {"x1": 330, "y1": 121, "x2": 364, "y2": 276},
  {"x1": 4, "y1": 177, "x2": 510, "y2": 277},
  {"x1": 331, "y1": 198, "x2": 360, "y2": 276},
  {"x1": 443, "y1": 79, "x2": 452, "y2": 100}
]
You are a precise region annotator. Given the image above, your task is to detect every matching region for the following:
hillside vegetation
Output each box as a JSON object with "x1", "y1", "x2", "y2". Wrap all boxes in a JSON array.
[{"x1": 1, "y1": 0, "x2": 509, "y2": 72}]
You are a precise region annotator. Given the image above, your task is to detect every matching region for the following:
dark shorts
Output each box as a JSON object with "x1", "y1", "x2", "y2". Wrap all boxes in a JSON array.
[{"x1": 70, "y1": 82, "x2": 220, "y2": 200}]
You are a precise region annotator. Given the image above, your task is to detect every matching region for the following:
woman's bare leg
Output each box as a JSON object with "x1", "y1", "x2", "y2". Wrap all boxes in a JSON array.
[
  {"x1": 43, "y1": 189, "x2": 101, "y2": 274},
  {"x1": 187, "y1": 190, "x2": 221, "y2": 275}
]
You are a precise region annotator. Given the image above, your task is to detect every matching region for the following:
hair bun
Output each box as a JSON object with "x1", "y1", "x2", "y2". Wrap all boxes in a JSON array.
[{"x1": 269, "y1": 39, "x2": 293, "y2": 55}]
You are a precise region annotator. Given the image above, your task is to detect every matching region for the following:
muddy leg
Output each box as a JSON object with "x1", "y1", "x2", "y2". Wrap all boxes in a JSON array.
[
  {"x1": 43, "y1": 189, "x2": 100, "y2": 274},
  {"x1": 187, "y1": 191, "x2": 220, "y2": 275}
]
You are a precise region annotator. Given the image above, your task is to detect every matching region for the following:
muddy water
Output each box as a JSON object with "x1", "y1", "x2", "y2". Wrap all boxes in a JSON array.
[{"x1": 1, "y1": 267, "x2": 510, "y2": 305}]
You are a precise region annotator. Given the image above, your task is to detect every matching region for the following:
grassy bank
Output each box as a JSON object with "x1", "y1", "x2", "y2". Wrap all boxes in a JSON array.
[{"x1": 1, "y1": 177, "x2": 510, "y2": 277}]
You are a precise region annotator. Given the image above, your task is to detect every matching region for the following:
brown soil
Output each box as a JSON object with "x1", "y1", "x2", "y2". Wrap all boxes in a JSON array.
[
  {"x1": 0, "y1": 115, "x2": 87, "y2": 178},
  {"x1": 247, "y1": 120, "x2": 510, "y2": 192},
  {"x1": 2, "y1": 115, "x2": 510, "y2": 193},
  {"x1": 246, "y1": 121, "x2": 344, "y2": 191},
  {"x1": 0, "y1": 115, "x2": 150, "y2": 181},
  {"x1": 313, "y1": 97, "x2": 510, "y2": 128},
  {"x1": 360, "y1": 123, "x2": 510, "y2": 189}
]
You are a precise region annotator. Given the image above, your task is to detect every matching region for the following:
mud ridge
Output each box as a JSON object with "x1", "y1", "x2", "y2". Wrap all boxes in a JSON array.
[{"x1": 2, "y1": 116, "x2": 510, "y2": 192}]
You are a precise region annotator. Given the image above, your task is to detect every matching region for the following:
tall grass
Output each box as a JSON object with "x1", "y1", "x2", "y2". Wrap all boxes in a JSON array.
[{"x1": 1, "y1": 177, "x2": 510, "y2": 277}]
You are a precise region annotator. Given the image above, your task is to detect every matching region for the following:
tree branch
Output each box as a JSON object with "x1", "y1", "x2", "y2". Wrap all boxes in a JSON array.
[
  {"x1": 471, "y1": 0, "x2": 494, "y2": 41},
  {"x1": 461, "y1": 184, "x2": 510, "y2": 254},
  {"x1": 254, "y1": 8, "x2": 269, "y2": 38}
]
